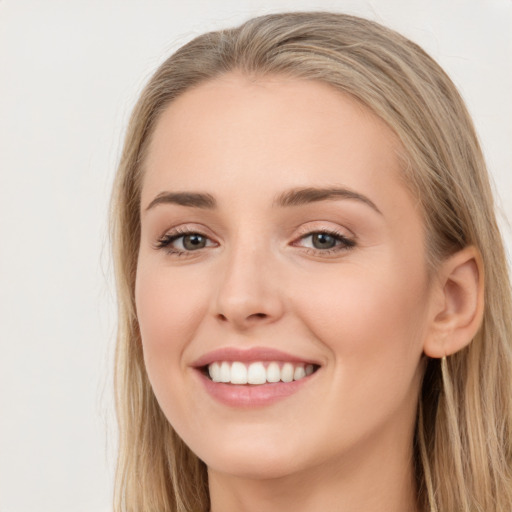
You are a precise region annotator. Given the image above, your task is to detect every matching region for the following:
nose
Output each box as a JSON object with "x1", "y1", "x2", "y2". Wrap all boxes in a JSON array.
[{"x1": 213, "y1": 241, "x2": 285, "y2": 331}]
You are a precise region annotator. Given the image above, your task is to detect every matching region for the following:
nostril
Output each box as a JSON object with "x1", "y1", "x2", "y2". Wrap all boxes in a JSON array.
[{"x1": 216, "y1": 311, "x2": 268, "y2": 324}]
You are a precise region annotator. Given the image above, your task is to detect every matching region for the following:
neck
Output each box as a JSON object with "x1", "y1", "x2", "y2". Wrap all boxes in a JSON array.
[{"x1": 208, "y1": 426, "x2": 420, "y2": 512}]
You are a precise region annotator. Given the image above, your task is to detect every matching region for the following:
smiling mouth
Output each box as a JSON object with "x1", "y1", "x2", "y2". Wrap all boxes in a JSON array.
[{"x1": 202, "y1": 361, "x2": 320, "y2": 385}]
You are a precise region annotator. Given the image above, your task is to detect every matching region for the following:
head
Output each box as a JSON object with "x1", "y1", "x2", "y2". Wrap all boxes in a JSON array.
[{"x1": 111, "y1": 12, "x2": 512, "y2": 512}]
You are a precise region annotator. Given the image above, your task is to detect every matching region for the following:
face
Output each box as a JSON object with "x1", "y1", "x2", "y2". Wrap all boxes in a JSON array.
[{"x1": 136, "y1": 74, "x2": 434, "y2": 479}]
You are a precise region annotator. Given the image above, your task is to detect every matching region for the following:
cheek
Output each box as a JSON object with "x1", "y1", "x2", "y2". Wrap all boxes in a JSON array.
[
  {"x1": 293, "y1": 259, "x2": 428, "y2": 370},
  {"x1": 134, "y1": 261, "x2": 215, "y2": 434},
  {"x1": 286, "y1": 262, "x2": 429, "y2": 448},
  {"x1": 135, "y1": 262, "x2": 208, "y2": 373}
]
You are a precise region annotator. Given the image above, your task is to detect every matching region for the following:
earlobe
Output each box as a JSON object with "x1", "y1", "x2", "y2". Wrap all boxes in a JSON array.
[{"x1": 423, "y1": 246, "x2": 484, "y2": 358}]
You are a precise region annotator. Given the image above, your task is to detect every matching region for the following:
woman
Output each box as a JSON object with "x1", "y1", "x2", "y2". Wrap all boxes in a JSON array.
[{"x1": 110, "y1": 12, "x2": 512, "y2": 512}]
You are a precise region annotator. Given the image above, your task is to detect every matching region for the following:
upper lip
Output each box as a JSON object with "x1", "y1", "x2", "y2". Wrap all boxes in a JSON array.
[{"x1": 191, "y1": 347, "x2": 320, "y2": 368}]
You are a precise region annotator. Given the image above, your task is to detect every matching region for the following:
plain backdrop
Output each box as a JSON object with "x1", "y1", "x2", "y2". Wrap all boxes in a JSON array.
[{"x1": 0, "y1": 1, "x2": 510, "y2": 511}]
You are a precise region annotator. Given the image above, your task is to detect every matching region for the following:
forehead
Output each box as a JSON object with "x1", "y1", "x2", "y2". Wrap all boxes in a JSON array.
[{"x1": 142, "y1": 73, "x2": 410, "y2": 216}]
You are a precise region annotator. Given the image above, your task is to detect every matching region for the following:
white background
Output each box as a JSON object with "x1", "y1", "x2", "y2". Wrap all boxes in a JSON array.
[{"x1": 0, "y1": 1, "x2": 510, "y2": 511}]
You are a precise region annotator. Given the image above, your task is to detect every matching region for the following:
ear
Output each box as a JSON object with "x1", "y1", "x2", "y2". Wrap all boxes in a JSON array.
[{"x1": 423, "y1": 246, "x2": 484, "y2": 358}]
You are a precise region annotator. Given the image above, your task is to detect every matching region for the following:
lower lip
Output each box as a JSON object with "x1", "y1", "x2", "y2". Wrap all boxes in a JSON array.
[{"x1": 196, "y1": 370, "x2": 313, "y2": 407}]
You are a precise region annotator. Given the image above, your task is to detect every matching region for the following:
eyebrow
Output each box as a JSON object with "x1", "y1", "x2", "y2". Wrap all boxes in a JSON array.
[
  {"x1": 145, "y1": 186, "x2": 381, "y2": 215},
  {"x1": 274, "y1": 187, "x2": 382, "y2": 214},
  {"x1": 145, "y1": 191, "x2": 217, "y2": 211}
]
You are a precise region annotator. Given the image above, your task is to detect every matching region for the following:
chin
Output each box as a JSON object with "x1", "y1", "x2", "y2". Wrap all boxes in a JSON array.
[
  {"x1": 204, "y1": 447, "x2": 305, "y2": 480},
  {"x1": 186, "y1": 424, "x2": 310, "y2": 480}
]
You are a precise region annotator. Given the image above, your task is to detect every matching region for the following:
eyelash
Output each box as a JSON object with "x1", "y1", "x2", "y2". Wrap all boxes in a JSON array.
[
  {"x1": 294, "y1": 229, "x2": 356, "y2": 255},
  {"x1": 155, "y1": 228, "x2": 356, "y2": 257},
  {"x1": 155, "y1": 227, "x2": 214, "y2": 256}
]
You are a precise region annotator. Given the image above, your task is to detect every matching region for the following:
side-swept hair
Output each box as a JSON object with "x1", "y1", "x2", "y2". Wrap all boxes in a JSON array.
[{"x1": 111, "y1": 12, "x2": 512, "y2": 511}]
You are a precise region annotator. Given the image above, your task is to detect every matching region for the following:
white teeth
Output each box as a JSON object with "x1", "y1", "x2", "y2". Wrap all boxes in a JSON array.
[
  {"x1": 281, "y1": 363, "x2": 294, "y2": 383},
  {"x1": 230, "y1": 362, "x2": 248, "y2": 384},
  {"x1": 293, "y1": 366, "x2": 306, "y2": 381},
  {"x1": 209, "y1": 362, "x2": 221, "y2": 382},
  {"x1": 207, "y1": 361, "x2": 317, "y2": 385},
  {"x1": 219, "y1": 361, "x2": 230, "y2": 383},
  {"x1": 247, "y1": 362, "x2": 267, "y2": 384},
  {"x1": 266, "y1": 362, "x2": 281, "y2": 383}
]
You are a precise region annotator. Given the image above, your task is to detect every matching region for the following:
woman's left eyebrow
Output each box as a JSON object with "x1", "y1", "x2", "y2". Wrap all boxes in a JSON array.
[{"x1": 274, "y1": 186, "x2": 382, "y2": 215}]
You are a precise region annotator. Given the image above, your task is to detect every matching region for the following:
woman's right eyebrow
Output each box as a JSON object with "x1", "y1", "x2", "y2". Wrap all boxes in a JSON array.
[{"x1": 145, "y1": 191, "x2": 217, "y2": 211}]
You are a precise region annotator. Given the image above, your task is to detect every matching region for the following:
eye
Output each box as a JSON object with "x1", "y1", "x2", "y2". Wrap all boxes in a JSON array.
[
  {"x1": 295, "y1": 230, "x2": 355, "y2": 253},
  {"x1": 180, "y1": 233, "x2": 208, "y2": 250},
  {"x1": 156, "y1": 230, "x2": 216, "y2": 255},
  {"x1": 307, "y1": 232, "x2": 339, "y2": 250}
]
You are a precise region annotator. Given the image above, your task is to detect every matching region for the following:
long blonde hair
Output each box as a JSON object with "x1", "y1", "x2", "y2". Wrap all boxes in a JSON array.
[{"x1": 110, "y1": 12, "x2": 512, "y2": 511}]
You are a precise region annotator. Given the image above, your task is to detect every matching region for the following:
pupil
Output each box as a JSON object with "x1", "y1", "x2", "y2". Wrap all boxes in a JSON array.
[
  {"x1": 313, "y1": 233, "x2": 335, "y2": 249},
  {"x1": 184, "y1": 234, "x2": 206, "y2": 250}
]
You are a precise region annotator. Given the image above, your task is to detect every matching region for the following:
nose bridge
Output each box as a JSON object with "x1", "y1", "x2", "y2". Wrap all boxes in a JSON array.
[{"x1": 214, "y1": 230, "x2": 284, "y2": 328}]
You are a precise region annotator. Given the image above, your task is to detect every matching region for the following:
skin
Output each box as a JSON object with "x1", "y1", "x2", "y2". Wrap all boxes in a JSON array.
[{"x1": 135, "y1": 74, "x2": 445, "y2": 512}]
